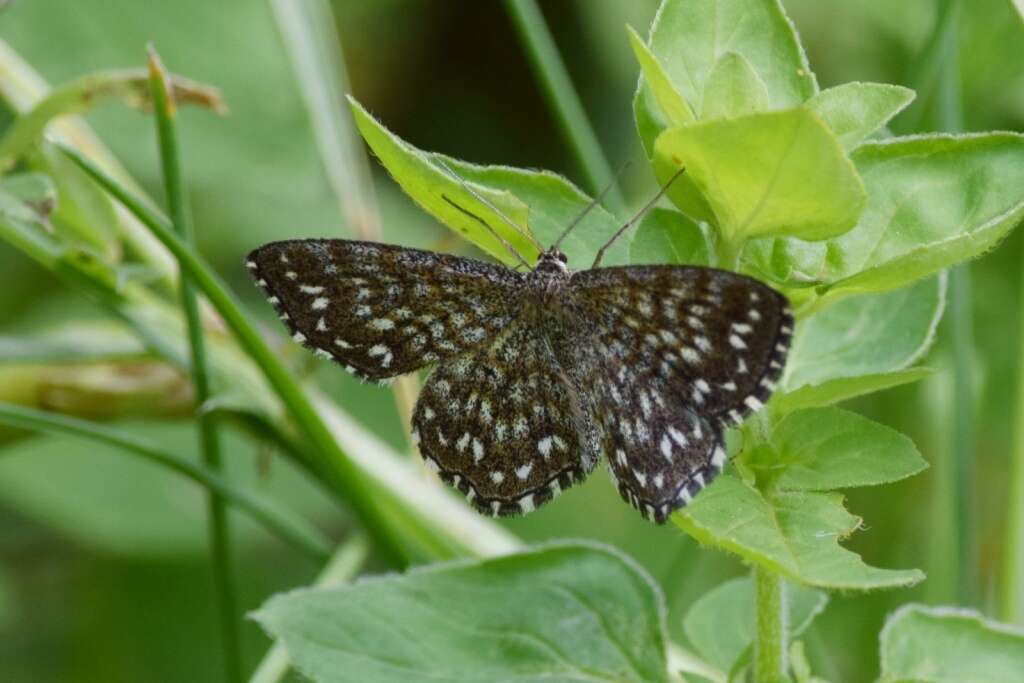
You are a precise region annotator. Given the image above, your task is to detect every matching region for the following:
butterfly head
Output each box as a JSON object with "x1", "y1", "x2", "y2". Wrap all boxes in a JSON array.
[{"x1": 534, "y1": 249, "x2": 569, "y2": 274}]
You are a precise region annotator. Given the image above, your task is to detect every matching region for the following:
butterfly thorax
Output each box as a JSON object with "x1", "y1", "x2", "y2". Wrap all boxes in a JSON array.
[{"x1": 528, "y1": 251, "x2": 571, "y2": 300}]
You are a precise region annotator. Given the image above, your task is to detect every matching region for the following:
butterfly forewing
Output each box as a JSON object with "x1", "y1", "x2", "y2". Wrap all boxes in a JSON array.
[
  {"x1": 553, "y1": 266, "x2": 792, "y2": 521},
  {"x1": 247, "y1": 240, "x2": 525, "y2": 381},
  {"x1": 413, "y1": 320, "x2": 599, "y2": 518}
]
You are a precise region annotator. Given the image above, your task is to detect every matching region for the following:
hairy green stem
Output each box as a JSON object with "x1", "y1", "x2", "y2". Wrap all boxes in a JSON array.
[
  {"x1": 148, "y1": 49, "x2": 241, "y2": 682},
  {"x1": 59, "y1": 144, "x2": 410, "y2": 567},
  {"x1": 0, "y1": 403, "x2": 332, "y2": 562},
  {"x1": 754, "y1": 566, "x2": 788, "y2": 683},
  {"x1": 248, "y1": 534, "x2": 370, "y2": 683},
  {"x1": 502, "y1": 0, "x2": 624, "y2": 214}
]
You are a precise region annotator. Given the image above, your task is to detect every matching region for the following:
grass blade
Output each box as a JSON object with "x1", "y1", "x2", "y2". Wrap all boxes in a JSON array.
[{"x1": 0, "y1": 402, "x2": 332, "y2": 562}]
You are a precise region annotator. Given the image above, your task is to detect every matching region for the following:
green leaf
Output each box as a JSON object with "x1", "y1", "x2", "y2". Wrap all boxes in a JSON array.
[
  {"x1": 36, "y1": 141, "x2": 121, "y2": 260},
  {"x1": 0, "y1": 324, "x2": 148, "y2": 364},
  {"x1": 806, "y1": 83, "x2": 915, "y2": 151},
  {"x1": 764, "y1": 407, "x2": 927, "y2": 491},
  {"x1": 434, "y1": 154, "x2": 628, "y2": 267},
  {"x1": 350, "y1": 98, "x2": 627, "y2": 268},
  {"x1": 683, "y1": 576, "x2": 827, "y2": 673},
  {"x1": 775, "y1": 367, "x2": 932, "y2": 414},
  {"x1": 654, "y1": 108, "x2": 865, "y2": 244},
  {"x1": 635, "y1": 0, "x2": 816, "y2": 147},
  {"x1": 253, "y1": 542, "x2": 670, "y2": 683},
  {"x1": 627, "y1": 24, "x2": 694, "y2": 127},
  {"x1": 820, "y1": 133, "x2": 1024, "y2": 299},
  {"x1": 785, "y1": 276, "x2": 944, "y2": 390},
  {"x1": 675, "y1": 474, "x2": 924, "y2": 589},
  {"x1": 879, "y1": 604, "x2": 1024, "y2": 683},
  {"x1": 629, "y1": 207, "x2": 710, "y2": 266},
  {"x1": 701, "y1": 52, "x2": 770, "y2": 120}
]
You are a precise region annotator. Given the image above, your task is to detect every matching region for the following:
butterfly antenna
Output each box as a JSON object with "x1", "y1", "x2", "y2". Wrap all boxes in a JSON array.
[
  {"x1": 435, "y1": 160, "x2": 544, "y2": 253},
  {"x1": 552, "y1": 160, "x2": 632, "y2": 251},
  {"x1": 591, "y1": 167, "x2": 687, "y2": 268},
  {"x1": 441, "y1": 194, "x2": 532, "y2": 269}
]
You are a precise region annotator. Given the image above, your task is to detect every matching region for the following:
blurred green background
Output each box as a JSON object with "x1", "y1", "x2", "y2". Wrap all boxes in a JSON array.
[{"x1": 1, "y1": 1, "x2": 1022, "y2": 681}]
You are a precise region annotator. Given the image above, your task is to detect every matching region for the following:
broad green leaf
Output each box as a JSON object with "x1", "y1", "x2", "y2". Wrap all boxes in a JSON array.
[
  {"x1": 764, "y1": 407, "x2": 927, "y2": 491},
  {"x1": 701, "y1": 52, "x2": 770, "y2": 120},
  {"x1": 635, "y1": 0, "x2": 816, "y2": 152},
  {"x1": 253, "y1": 543, "x2": 670, "y2": 683},
  {"x1": 775, "y1": 367, "x2": 932, "y2": 414},
  {"x1": 627, "y1": 24, "x2": 694, "y2": 127},
  {"x1": 785, "y1": 276, "x2": 944, "y2": 390},
  {"x1": 434, "y1": 154, "x2": 628, "y2": 268},
  {"x1": 675, "y1": 474, "x2": 924, "y2": 589},
  {"x1": 820, "y1": 133, "x2": 1024, "y2": 298},
  {"x1": 806, "y1": 83, "x2": 915, "y2": 151},
  {"x1": 683, "y1": 576, "x2": 827, "y2": 673},
  {"x1": 654, "y1": 108, "x2": 865, "y2": 244},
  {"x1": 629, "y1": 207, "x2": 709, "y2": 266},
  {"x1": 350, "y1": 97, "x2": 540, "y2": 266},
  {"x1": 879, "y1": 605, "x2": 1024, "y2": 683}
]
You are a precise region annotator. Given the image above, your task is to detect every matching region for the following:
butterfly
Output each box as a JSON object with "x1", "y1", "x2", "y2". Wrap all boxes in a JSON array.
[{"x1": 246, "y1": 171, "x2": 792, "y2": 524}]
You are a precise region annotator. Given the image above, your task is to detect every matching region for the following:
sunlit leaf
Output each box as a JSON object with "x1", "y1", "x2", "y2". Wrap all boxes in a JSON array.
[
  {"x1": 654, "y1": 108, "x2": 865, "y2": 243},
  {"x1": 627, "y1": 24, "x2": 693, "y2": 128},
  {"x1": 879, "y1": 604, "x2": 1024, "y2": 683},
  {"x1": 675, "y1": 474, "x2": 924, "y2": 589},
  {"x1": 806, "y1": 83, "x2": 915, "y2": 151},
  {"x1": 253, "y1": 542, "x2": 670, "y2": 683},
  {"x1": 701, "y1": 52, "x2": 770, "y2": 120}
]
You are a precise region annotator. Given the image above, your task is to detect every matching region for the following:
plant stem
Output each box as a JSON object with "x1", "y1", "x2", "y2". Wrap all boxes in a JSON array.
[
  {"x1": 270, "y1": 0, "x2": 421, "y2": 448},
  {"x1": 1003, "y1": 235, "x2": 1024, "y2": 624},
  {"x1": 60, "y1": 143, "x2": 410, "y2": 567},
  {"x1": 933, "y1": 0, "x2": 978, "y2": 608},
  {"x1": 0, "y1": 402, "x2": 332, "y2": 562},
  {"x1": 502, "y1": 0, "x2": 624, "y2": 214},
  {"x1": 148, "y1": 48, "x2": 241, "y2": 683},
  {"x1": 248, "y1": 534, "x2": 370, "y2": 683},
  {"x1": 753, "y1": 566, "x2": 788, "y2": 683}
]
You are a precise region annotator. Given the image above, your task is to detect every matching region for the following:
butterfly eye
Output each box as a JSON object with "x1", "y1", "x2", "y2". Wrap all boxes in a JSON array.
[{"x1": 557, "y1": 252, "x2": 568, "y2": 263}]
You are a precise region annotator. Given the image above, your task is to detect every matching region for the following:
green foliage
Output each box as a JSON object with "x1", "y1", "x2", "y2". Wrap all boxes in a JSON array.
[
  {"x1": 683, "y1": 576, "x2": 827, "y2": 674},
  {"x1": 254, "y1": 543, "x2": 670, "y2": 683},
  {"x1": 805, "y1": 82, "x2": 915, "y2": 151},
  {"x1": 653, "y1": 108, "x2": 865, "y2": 246},
  {"x1": 629, "y1": 207, "x2": 709, "y2": 266},
  {"x1": 676, "y1": 474, "x2": 924, "y2": 589},
  {"x1": 879, "y1": 605, "x2": 1024, "y2": 683}
]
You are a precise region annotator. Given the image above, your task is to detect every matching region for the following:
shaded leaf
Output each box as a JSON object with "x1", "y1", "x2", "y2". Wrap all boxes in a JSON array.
[
  {"x1": 765, "y1": 407, "x2": 927, "y2": 491},
  {"x1": 775, "y1": 367, "x2": 932, "y2": 414},
  {"x1": 821, "y1": 133, "x2": 1024, "y2": 299},
  {"x1": 628, "y1": 24, "x2": 693, "y2": 128},
  {"x1": 785, "y1": 276, "x2": 944, "y2": 391},
  {"x1": 675, "y1": 474, "x2": 924, "y2": 589},
  {"x1": 684, "y1": 576, "x2": 827, "y2": 673},
  {"x1": 806, "y1": 83, "x2": 915, "y2": 151},
  {"x1": 253, "y1": 542, "x2": 670, "y2": 683},
  {"x1": 654, "y1": 108, "x2": 865, "y2": 243},
  {"x1": 880, "y1": 604, "x2": 1024, "y2": 683},
  {"x1": 629, "y1": 207, "x2": 709, "y2": 266}
]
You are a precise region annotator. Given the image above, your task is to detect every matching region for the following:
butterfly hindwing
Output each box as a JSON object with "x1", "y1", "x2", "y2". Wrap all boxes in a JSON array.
[
  {"x1": 247, "y1": 240, "x2": 525, "y2": 381},
  {"x1": 553, "y1": 265, "x2": 791, "y2": 521},
  {"x1": 413, "y1": 319, "x2": 600, "y2": 517}
]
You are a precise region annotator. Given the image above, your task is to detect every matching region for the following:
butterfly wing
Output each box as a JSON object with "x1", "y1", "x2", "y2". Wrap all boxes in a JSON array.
[
  {"x1": 413, "y1": 318, "x2": 600, "y2": 517},
  {"x1": 247, "y1": 240, "x2": 526, "y2": 381},
  {"x1": 556, "y1": 265, "x2": 792, "y2": 522}
]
